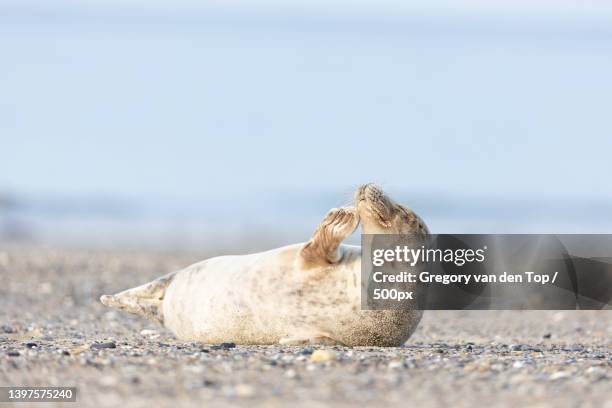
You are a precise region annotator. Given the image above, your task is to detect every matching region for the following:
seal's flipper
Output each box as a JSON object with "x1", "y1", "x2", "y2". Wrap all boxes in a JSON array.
[
  {"x1": 100, "y1": 271, "x2": 176, "y2": 325},
  {"x1": 279, "y1": 334, "x2": 345, "y2": 346},
  {"x1": 100, "y1": 295, "x2": 164, "y2": 325},
  {"x1": 299, "y1": 207, "x2": 359, "y2": 267}
]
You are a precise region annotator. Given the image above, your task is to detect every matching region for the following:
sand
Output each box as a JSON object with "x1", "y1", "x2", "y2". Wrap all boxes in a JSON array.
[{"x1": 0, "y1": 245, "x2": 610, "y2": 407}]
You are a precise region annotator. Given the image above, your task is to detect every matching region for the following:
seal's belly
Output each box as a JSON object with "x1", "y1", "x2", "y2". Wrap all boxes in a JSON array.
[
  {"x1": 162, "y1": 245, "x2": 316, "y2": 344},
  {"x1": 162, "y1": 244, "x2": 421, "y2": 346},
  {"x1": 163, "y1": 256, "x2": 279, "y2": 344}
]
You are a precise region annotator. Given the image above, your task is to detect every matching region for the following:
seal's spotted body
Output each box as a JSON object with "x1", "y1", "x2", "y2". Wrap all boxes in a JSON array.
[{"x1": 101, "y1": 184, "x2": 428, "y2": 346}]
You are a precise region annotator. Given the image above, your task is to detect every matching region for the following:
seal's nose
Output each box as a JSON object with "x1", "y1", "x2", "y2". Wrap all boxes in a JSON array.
[
  {"x1": 355, "y1": 184, "x2": 395, "y2": 221},
  {"x1": 355, "y1": 183, "x2": 378, "y2": 205}
]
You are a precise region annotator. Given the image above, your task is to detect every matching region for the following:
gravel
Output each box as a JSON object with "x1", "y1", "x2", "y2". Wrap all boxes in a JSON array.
[{"x1": 0, "y1": 244, "x2": 610, "y2": 408}]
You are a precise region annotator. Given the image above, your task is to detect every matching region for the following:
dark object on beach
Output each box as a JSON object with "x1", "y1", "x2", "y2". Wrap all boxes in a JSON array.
[
  {"x1": 1, "y1": 325, "x2": 15, "y2": 333},
  {"x1": 543, "y1": 333, "x2": 552, "y2": 339},
  {"x1": 6, "y1": 349, "x2": 20, "y2": 357},
  {"x1": 211, "y1": 342, "x2": 236, "y2": 350},
  {"x1": 91, "y1": 341, "x2": 117, "y2": 349},
  {"x1": 25, "y1": 342, "x2": 38, "y2": 348}
]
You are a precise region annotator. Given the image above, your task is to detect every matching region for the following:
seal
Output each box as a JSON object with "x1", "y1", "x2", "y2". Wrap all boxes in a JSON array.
[{"x1": 100, "y1": 184, "x2": 429, "y2": 346}]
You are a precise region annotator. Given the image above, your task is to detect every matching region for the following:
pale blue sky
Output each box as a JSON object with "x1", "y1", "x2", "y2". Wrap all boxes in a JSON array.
[
  {"x1": 6, "y1": 0, "x2": 612, "y2": 18},
  {"x1": 2, "y1": 0, "x2": 612, "y2": 202}
]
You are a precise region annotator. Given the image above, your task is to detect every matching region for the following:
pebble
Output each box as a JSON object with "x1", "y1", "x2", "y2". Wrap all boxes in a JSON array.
[
  {"x1": 550, "y1": 371, "x2": 571, "y2": 380},
  {"x1": 99, "y1": 375, "x2": 119, "y2": 387},
  {"x1": 91, "y1": 341, "x2": 117, "y2": 349},
  {"x1": 39, "y1": 282, "x2": 53, "y2": 294},
  {"x1": 310, "y1": 349, "x2": 337, "y2": 363},
  {"x1": 586, "y1": 367, "x2": 607, "y2": 378},
  {"x1": 387, "y1": 360, "x2": 404, "y2": 370},
  {"x1": 285, "y1": 369, "x2": 298, "y2": 379},
  {"x1": 211, "y1": 342, "x2": 236, "y2": 350},
  {"x1": 6, "y1": 349, "x2": 20, "y2": 357},
  {"x1": 186, "y1": 365, "x2": 205, "y2": 374},
  {"x1": 1, "y1": 325, "x2": 15, "y2": 334},
  {"x1": 234, "y1": 384, "x2": 255, "y2": 398},
  {"x1": 511, "y1": 344, "x2": 542, "y2": 352},
  {"x1": 70, "y1": 344, "x2": 90, "y2": 355}
]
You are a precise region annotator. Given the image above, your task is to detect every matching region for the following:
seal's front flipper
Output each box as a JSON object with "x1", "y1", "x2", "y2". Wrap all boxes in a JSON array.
[
  {"x1": 100, "y1": 271, "x2": 176, "y2": 325},
  {"x1": 299, "y1": 207, "x2": 359, "y2": 267},
  {"x1": 279, "y1": 334, "x2": 345, "y2": 346}
]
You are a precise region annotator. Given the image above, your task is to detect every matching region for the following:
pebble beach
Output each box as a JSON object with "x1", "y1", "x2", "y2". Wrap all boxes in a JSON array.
[{"x1": 1, "y1": 245, "x2": 610, "y2": 407}]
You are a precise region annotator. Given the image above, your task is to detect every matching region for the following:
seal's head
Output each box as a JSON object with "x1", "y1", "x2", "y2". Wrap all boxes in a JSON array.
[{"x1": 355, "y1": 183, "x2": 429, "y2": 236}]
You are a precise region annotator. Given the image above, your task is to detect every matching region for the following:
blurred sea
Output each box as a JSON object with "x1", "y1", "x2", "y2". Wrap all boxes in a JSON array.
[{"x1": 2, "y1": 191, "x2": 611, "y2": 250}]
